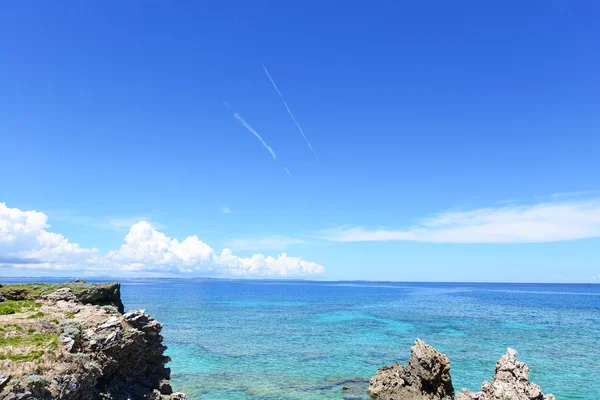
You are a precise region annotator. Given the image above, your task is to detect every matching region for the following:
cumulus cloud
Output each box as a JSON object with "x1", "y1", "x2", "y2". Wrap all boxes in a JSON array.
[
  {"x1": 0, "y1": 202, "x2": 324, "y2": 277},
  {"x1": 0, "y1": 202, "x2": 98, "y2": 269},
  {"x1": 320, "y1": 199, "x2": 600, "y2": 243}
]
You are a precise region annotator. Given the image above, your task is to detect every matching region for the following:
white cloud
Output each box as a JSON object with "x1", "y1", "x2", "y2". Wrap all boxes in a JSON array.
[
  {"x1": 550, "y1": 190, "x2": 599, "y2": 201},
  {"x1": 108, "y1": 222, "x2": 323, "y2": 276},
  {"x1": 215, "y1": 249, "x2": 323, "y2": 276},
  {"x1": 0, "y1": 203, "x2": 98, "y2": 269},
  {"x1": 221, "y1": 206, "x2": 232, "y2": 214},
  {"x1": 0, "y1": 202, "x2": 324, "y2": 277},
  {"x1": 225, "y1": 235, "x2": 307, "y2": 251},
  {"x1": 320, "y1": 199, "x2": 600, "y2": 244}
]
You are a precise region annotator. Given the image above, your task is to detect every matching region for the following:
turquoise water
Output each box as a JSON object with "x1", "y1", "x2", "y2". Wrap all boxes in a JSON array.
[
  {"x1": 6, "y1": 279, "x2": 599, "y2": 399},
  {"x1": 120, "y1": 280, "x2": 599, "y2": 399}
]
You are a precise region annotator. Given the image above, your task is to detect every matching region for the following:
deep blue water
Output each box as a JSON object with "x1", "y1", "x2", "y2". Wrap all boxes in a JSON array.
[{"x1": 4, "y1": 278, "x2": 599, "y2": 399}]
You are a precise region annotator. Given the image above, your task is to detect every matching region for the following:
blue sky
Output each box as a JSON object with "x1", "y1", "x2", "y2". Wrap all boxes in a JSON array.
[{"x1": 1, "y1": 1, "x2": 599, "y2": 282}]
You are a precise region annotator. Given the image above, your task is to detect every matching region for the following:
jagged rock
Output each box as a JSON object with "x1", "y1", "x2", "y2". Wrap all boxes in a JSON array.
[
  {"x1": 97, "y1": 316, "x2": 122, "y2": 331},
  {"x1": 158, "y1": 379, "x2": 173, "y2": 395},
  {"x1": 43, "y1": 288, "x2": 77, "y2": 303},
  {"x1": 0, "y1": 284, "x2": 185, "y2": 400},
  {"x1": 457, "y1": 348, "x2": 555, "y2": 400},
  {"x1": 61, "y1": 336, "x2": 76, "y2": 352},
  {"x1": 74, "y1": 282, "x2": 125, "y2": 313},
  {"x1": 368, "y1": 339, "x2": 454, "y2": 400},
  {"x1": 124, "y1": 310, "x2": 164, "y2": 342},
  {"x1": 0, "y1": 374, "x2": 10, "y2": 389}
]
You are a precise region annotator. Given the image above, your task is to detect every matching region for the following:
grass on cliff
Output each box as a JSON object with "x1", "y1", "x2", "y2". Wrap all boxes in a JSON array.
[
  {"x1": 0, "y1": 324, "x2": 24, "y2": 333},
  {"x1": 0, "y1": 332, "x2": 58, "y2": 348},
  {"x1": 0, "y1": 349, "x2": 45, "y2": 362},
  {"x1": 0, "y1": 330, "x2": 59, "y2": 363},
  {"x1": 0, "y1": 282, "x2": 92, "y2": 298},
  {"x1": 0, "y1": 300, "x2": 42, "y2": 315},
  {"x1": 26, "y1": 311, "x2": 47, "y2": 319}
]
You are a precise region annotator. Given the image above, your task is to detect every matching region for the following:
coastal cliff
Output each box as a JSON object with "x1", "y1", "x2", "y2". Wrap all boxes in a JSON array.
[
  {"x1": 369, "y1": 339, "x2": 555, "y2": 400},
  {"x1": 0, "y1": 282, "x2": 186, "y2": 400}
]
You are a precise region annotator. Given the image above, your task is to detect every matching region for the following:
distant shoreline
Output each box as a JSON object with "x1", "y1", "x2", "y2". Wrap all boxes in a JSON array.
[{"x1": 2, "y1": 276, "x2": 598, "y2": 285}]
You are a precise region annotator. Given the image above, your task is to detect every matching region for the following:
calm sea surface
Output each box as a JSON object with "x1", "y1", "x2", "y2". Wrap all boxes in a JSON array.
[{"x1": 5, "y1": 279, "x2": 600, "y2": 399}]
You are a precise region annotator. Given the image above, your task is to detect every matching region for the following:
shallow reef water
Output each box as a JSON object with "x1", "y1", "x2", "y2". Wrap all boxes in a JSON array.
[
  {"x1": 8, "y1": 278, "x2": 599, "y2": 399},
  {"x1": 123, "y1": 280, "x2": 600, "y2": 399}
]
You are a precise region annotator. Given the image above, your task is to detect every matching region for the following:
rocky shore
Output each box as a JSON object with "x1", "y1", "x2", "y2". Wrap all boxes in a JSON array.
[
  {"x1": 369, "y1": 339, "x2": 555, "y2": 400},
  {"x1": 1, "y1": 282, "x2": 557, "y2": 400},
  {"x1": 0, "y1": 282, "x2": 186, "y2": 400}
]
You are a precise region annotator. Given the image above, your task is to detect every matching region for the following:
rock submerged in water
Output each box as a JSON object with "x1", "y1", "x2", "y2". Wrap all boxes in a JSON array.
[
  {"x1": 369, "y1": 340, "x2": 554, "y2": 400},
  {"x1": 368, "y1": 339, "x2": 454, "y2": 400}
]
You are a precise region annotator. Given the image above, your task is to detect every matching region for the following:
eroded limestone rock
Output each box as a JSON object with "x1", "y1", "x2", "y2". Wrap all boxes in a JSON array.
[
  {"x1": 368, "y1": 339, "x2": 454, "y2": 400},
  {"x1": 0, "y1": 283, "x2": 185, "y2": 400},
  {"x1": 457, "y1": 348, "x2": 555, "y2": 400}
]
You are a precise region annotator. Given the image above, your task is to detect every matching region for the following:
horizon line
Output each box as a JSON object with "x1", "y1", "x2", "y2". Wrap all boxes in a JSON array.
[{"x1": 1, "y1": 276, "x2": 597, "y2": 285}]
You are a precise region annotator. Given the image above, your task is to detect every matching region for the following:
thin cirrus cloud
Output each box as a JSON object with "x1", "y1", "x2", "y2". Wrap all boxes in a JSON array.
[
  {"x1": 227, "y1": 104, "x2": 292, "y2": 177},
  {"x1": 221, "y1": 206, "x2": 232, "y2": 214},
  {"x1": 231, "y1": 111, "x2": 277, "y2": 160},
  {"x1": 225, "y1": 235, "x2": 308, "y2": 251},
  {"x1": 263, "y1": 65, "x2": 319, "y2": 161},
  {"x1": 0, "y1": 202, "x2": 324, "y2": 277},
  {"x1": 47, "y1": 209, "x2": 163, "y2": 231},
  {"x1": 319, "y1": 199, "x2": 600, "y2": 244}
]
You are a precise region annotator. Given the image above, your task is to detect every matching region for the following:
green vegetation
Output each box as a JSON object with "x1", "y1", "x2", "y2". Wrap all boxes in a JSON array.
[
  {"x1": 0, "y1": 324, "x2": 24, "y2": 332},
  {"x1": 65, "y1": 311, "x2": 76, "y2": 319},
  {"x1": 25, "y1": 311, "x2": 46, "y2": 319},
  {"x1": 0, "y1": 350, "x2": 44, "y2": 362},
  {"x1": 0, "y1": 300, "x2": 42, "y2": 315},
  {"x1": 25, "y1": 374, "x2": 47, "y2": 386},
  {"x1": 0, "y1": 332, "x2": 58, "y2": 348},
  {"x1": 0, "y1": 282, "x2": 92, "y2": 299},
  {"x1": 0, "y1": 330, "x2": 59, "y2": 363}
]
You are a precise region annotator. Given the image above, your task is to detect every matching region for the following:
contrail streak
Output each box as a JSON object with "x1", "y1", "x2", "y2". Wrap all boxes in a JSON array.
[
  {"x1": 284, "y1": 167, "x2": 292, "y2": 176},
  {"x1": 232, "y1": 112, "x2": 277, "y2": 159},
  {"x1": 263, "y1": 65, "x2": 319, "y2": 161}
]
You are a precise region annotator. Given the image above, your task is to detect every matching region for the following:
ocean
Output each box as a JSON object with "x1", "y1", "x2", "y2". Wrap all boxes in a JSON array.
[{"x1": 6, "y1": 278, "x2": 600, "y2": 399}]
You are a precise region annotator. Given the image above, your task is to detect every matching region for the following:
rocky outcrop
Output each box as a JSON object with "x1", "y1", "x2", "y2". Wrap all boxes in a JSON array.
[
  {"x1": 368, "y1": 339, "x2": 454, "y2": 400},
  {"x1": 72, "y1": 283, "x2": 125, "y2": 314},
  {"x1": 370, "y1": 340, "x2": 554, "y2": 400},
  {"x1": 0, "y1": 283, "x2": 186, "y2": 400},
  {"x1": 456, "y1": 348, "x2": 555, "y2": 400},
  {"x1": 0, "y1": 282, "x2": 125, "y2": 313}
]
